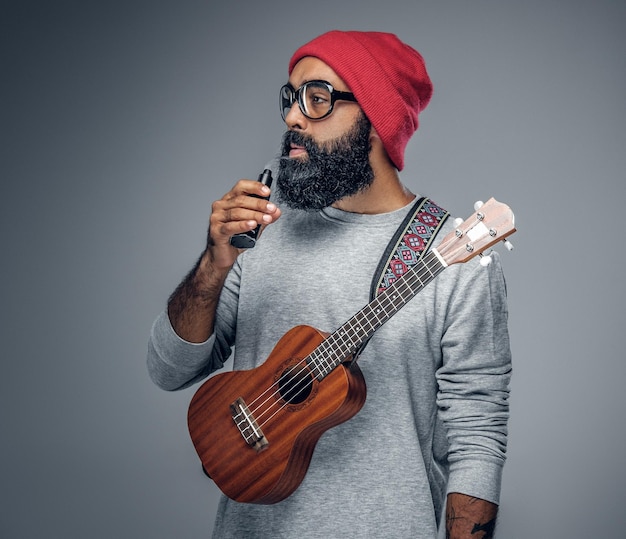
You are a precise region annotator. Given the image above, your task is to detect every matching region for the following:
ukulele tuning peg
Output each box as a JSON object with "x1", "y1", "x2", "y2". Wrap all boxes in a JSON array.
[
  {"x1": 473, "y1": 200, "x2": 484, "y2": 211},
  {"x1": 453, "y1": 217, "x2": 464, "y2": 227},
  {"x1": 503, "y1": 239, "x2": 514, "y2": 251},
  {"x1": 479, "y1": 252, "x2": 493, "y2": 266}
]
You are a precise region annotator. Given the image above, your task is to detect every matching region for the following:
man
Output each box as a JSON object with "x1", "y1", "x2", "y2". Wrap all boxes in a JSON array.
[{"x1": 147, "y1": 30, "x2": 511, "y2": 539}]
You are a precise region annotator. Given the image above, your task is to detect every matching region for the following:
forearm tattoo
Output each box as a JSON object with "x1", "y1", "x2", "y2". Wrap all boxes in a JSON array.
[
  {"x1": 446, "y1": 495, "x2": 497, "y2": 539},
  {"x1": 471, "y1": 519, "x2": 496, "y2": 537}
]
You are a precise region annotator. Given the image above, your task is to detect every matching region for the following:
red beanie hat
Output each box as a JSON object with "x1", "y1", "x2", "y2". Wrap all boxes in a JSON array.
[{"x1": 288, "y1": 30, "x2": 433, "y2": 171}]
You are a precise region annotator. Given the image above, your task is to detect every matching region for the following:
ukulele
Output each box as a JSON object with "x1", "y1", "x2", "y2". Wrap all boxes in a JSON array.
[{"x1": 187, "y1": 198, "x2": 516, "y2": 504}]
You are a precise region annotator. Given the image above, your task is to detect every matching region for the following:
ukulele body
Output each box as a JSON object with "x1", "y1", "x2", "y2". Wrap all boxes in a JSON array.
[{"x1": 187, "y1": 324, "x2": 367, "y2": 504}]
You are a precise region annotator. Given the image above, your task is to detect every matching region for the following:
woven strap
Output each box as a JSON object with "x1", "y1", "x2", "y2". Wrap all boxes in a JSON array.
[
  {"x1": 350, "y1": 197, "x2": 447, "y2": 363},
  {"x1": 349, "y1": 197, "x2": 448, "y2": 363},
  {"x1": 370, "y1": 196, "x2": 449, "y2": 301}
]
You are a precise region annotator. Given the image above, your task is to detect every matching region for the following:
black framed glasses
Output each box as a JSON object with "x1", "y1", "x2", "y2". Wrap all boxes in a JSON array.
[{"x1": 279, "y1": 80, "x2": 357, "y2": 121}]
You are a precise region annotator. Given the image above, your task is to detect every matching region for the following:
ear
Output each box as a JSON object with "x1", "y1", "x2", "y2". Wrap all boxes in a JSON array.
[
  {"x1": 368, "y1": 126, "x2": 386, "y2": 154},
  {"x1": 369, "y1": 125, "x2": 381, "y2": 142},
  {"x1": 368, "y1": 126, "x2": 396, "y2": 170},
  {"x1": 369, "y1": 126, "x2": 384, "y2": 152}
]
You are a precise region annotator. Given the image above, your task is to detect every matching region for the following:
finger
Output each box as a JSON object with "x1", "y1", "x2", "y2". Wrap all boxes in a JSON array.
[
  {"x1": 209, "y1": 216, "x2": 257, "y2": 246},
  {"x1": 210, "y1": 203, "x2": 278, "y2": 242},
  {"x1": 225, "y1": 179, "x2": 271, "y2": 201},
  {"x1": 213, "y1": 198, "x2": 277, "y2": 223}
]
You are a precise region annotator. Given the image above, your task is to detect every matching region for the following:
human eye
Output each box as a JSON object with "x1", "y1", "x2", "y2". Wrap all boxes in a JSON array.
[
  {"x1": 310, "y1": 92, "x2": 329, "y2": 105},
  {"x1": 304, "y1": 84, "x2": 331, "y2": 115}
]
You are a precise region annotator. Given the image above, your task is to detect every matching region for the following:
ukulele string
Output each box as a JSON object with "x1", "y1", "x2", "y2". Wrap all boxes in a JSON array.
[
  {"x1": 247, "y1": 343, "x2": 334, "y2": 428},
  {"x1": 254, "y1": 344, "x2": 344, "y2": 429},
  {"x1": 244, "y1": 348, "x2": 318, "y2": 411},
  {"x1": 245, "y1": 308, "x2": 380, "y2": 428},
  {"x1": 252, "y1": 256, "x2": 438, "y2": 427},
  {"x1": 244, "y1": 256, "x2": 438, "y2": 429},
  {"x1": 243, "y1": 255, "x2": 441, "y2": 430},
  {"x1": 244, "y1": 307, "x2": 370, "y2": 420},
  {"x1": 249, "y1": 301, "x2": 387, "y2": 427}
]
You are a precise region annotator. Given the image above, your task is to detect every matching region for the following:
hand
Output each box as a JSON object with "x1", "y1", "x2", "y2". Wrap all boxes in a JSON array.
[{"x1": 207, "y1": 178, "x2": 281, "y2": 269}]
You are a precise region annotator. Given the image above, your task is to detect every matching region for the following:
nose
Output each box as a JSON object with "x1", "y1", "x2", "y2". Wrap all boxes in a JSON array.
[{"x1": 284, "y1": 100, "x2": 307, "y2": 131}]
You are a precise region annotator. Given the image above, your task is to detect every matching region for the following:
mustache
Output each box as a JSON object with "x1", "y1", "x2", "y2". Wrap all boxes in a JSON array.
[{"x1": 280, "y1": 130, "x2": 323, "y2": 157}]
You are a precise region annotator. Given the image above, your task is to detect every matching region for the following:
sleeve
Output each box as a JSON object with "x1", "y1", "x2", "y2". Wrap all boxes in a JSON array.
[
  {"x1": 436, "y1": 251, "x2": 512, "y2": 504},
  {"x1": 146, "y1": 260, "x2": 243, "y2": 391}
]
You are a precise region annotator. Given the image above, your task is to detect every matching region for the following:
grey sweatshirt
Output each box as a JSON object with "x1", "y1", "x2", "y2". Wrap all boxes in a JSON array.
[{"x1": 147, "y1": 199, "x2": 511, "y2": 539}]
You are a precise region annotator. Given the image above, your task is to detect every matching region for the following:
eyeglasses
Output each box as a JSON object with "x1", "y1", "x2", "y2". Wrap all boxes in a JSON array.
[{"x1": 279, "y1": 80, "x2": 357, "y2": 121}]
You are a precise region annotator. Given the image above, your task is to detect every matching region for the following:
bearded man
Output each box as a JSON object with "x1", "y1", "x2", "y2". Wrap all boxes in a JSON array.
[{"x1": 147, "y1": 30, "x2": 512, "y2": 539}]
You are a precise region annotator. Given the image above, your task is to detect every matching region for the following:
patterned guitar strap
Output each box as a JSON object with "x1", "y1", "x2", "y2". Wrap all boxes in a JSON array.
[{"x1": 353, "y1": 196, "x2": 449, "y2": 361}]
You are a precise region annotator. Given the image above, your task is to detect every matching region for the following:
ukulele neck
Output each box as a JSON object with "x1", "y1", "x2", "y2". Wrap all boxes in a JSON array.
[{"x1": 306, "y1": 250, "x2": 446, "y2": 380}]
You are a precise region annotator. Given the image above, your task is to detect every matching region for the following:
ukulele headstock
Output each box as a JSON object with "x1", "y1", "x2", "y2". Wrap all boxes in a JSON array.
[{"x1": 436, "y1": 198, "x2": 516, "y2": 266}]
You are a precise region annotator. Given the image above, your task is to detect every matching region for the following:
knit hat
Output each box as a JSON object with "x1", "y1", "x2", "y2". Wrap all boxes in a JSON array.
[{"x1": 288, "y1": 30, "x2": 433, "y2": 171}]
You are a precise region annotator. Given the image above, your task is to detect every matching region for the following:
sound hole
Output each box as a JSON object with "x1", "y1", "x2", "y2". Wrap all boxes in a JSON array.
[{"x1": 278, "y1": 366, "x2": 313, "y2": 405}]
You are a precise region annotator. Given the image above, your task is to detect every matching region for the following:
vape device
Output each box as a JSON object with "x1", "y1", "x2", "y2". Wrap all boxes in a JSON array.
[{"x1": 229, "y1": 168, "x2": 273, "y2": 249}]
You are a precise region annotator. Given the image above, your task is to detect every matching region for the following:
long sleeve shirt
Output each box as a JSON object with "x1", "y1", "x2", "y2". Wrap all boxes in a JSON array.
[{"x1": 147, "y1": 199, "x2": 512, "y2": 539}]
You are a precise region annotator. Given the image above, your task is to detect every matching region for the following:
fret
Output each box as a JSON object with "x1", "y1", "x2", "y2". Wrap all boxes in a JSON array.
[
  {"x1": 362, "y1": 303, "x2": 384, "y2": 332},
  {"x1": 370, "y1": 303, "x2": 385, "y2": 326},
  {"x1": 353, "y1": 311, "x2": 374, "y2": 337},
  {"x1": 315, "y1": 348, "x2": 334, "y2": 377},
  {"x1": 339, "y1": 327, "x2": 355, "y2": 349},
  {"x1": 331, "y1": 332, "x2": 349, "y2": 358},
  {"x1": 310, "y1": 344, "x2": 329, "y2": 378},
  {"x1": 306, "y1": 351, "x2": 320, "y2": 378},
  {"x1": 375, "y1": 295, "x2": 394, "y2": 321},
  {"x1": 422, "y1": 252, "x2": 438, "y2": 280}
]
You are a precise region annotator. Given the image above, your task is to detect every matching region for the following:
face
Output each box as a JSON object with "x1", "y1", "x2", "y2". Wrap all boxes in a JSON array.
[
  {"x1": 277, "y1": 112, "x2": 374, "y2": 210},
  {"x1": 277, "y1": 57, "x2": 375, "y2": 211}
]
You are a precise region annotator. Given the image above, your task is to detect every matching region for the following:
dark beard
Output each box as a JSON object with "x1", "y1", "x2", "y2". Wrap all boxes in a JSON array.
[{"x1": 276, "y1": 113, "x2": 374, "y2": 211}]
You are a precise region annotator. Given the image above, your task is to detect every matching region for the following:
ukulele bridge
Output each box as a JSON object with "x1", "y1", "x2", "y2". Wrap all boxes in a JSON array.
[{"x1": 230, "y1": 397, "x2": 268, "y2": 453}]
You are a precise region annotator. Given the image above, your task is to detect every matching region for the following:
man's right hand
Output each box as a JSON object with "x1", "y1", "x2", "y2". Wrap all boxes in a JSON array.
[{"x1": 207, "y1": 178, "x2": 281, "y2": 270}]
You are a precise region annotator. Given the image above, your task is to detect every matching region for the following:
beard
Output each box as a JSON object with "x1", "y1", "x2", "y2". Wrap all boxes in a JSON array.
[{"x1": 276, "y1": 113, "x2": 375, "y2": 211}]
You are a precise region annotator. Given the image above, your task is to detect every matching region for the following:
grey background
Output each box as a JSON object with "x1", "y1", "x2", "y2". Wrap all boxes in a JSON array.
[{"x1": 2, "y1": 0, "x2": 625, "y2": 537}]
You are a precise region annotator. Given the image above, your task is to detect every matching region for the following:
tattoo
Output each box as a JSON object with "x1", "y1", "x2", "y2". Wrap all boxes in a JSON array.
[
  {"x1": 445, "y1": 493, "x2": 498, "y2": 538},
  {"x1": 445, "y1": 506, "x2": 458, "y2": 538},
  {"x1": 471, "y1": 518, "x2": 496, "y2": 538}
]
